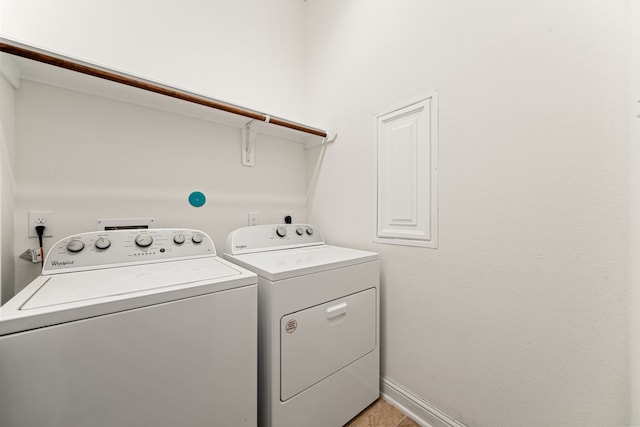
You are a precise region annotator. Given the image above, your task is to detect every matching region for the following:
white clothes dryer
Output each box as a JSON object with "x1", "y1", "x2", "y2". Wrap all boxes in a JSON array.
[
  {"x1": 0, "y1": 228, "x2": 257, "y2": 427},
  {"x1": 225, "y1": 224, "x2": 379, "y2": 427}
]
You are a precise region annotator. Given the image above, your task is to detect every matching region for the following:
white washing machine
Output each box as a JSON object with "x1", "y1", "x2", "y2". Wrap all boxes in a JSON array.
[
  {"x1": 0, "y1": 228, "x2": 258, "y2": 427},
  {"x1": 224, "y1": 224, "x2": 379, "y2": 427}
]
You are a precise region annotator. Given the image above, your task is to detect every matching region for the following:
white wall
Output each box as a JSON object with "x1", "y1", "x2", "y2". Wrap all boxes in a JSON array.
[
  {"x1": 0, "y1": 0, "x2": 311, "y2": 124},
  {"x1": 630, "y1": 0, "x2": 640, "y2": 423},
  {"x1": 0, "y1": 55, "x2": 16, "y2": 304},
  {"x1": 305, "y1": 1, "x2": 629, "y2": 426},
  {"x1": 13, "y1": 80, "x2": 308, "y2": 291},
  {"x1": 0, "y1": 0, "x2": 311, "y2": 293}
]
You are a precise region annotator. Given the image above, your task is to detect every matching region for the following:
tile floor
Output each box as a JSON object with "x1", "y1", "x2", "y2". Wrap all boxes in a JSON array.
[{"x1": 345, "y1": 398, "x2": 421, "y2": 427}]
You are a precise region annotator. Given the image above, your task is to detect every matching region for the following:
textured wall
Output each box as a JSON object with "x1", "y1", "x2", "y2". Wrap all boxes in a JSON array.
[
  {"x1": 630, "y1": 0, "x2": 640, "y2": 423},
  {"x1": 0, "y1": 68, "x2": 15, "y2": 304},
  {"x1": 13, "y1": 81, "x2": 308, "y2": 291},
  {"x1": 305, "y1": 1, "x2": 629, "y2": 426},
  {"x1": 0, "y1": 0, "x2": 310, "y2": 123}
]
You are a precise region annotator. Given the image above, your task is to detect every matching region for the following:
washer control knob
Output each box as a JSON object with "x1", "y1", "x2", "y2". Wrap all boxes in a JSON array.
[
  {"x1": 173, "y1": 234, "x2": 186, "y2": 245},
  {"x1": 191, "y1": 233, "x2": 203, "y2": 244},
  {"x1": 276, "y1": 226, "x2": 287, "y2": 238},
  {"x1": 296, "y1": 227, "x2": 304, "y2": 236},
  {"x1": 135, "y1": 234, "x2": 153, "y2": 248},
  {"x1": 67, "y1": 239, "x2": 85, "y2": 253},
  {"x1": 305, "y1": 227, "x2": 314, "y2": 236},
  {"x1": 95, "y1": 238, "x2": 111, "y2": 250}
]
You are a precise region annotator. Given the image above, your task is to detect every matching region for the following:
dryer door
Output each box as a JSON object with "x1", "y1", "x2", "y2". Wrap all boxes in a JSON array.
[{"x1": 280, "y1": 287, "x2": 376, "y2": 401}]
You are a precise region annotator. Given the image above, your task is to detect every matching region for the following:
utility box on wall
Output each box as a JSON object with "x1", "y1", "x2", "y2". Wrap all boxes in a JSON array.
[{"x1": 375, "y1": 93, "x2": 438, "y2": 248}]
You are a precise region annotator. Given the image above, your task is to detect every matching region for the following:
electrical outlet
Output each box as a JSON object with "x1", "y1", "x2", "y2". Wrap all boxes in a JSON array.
[
  {"x1": 248, "y1": 212, "x2": 258, "y2": 226},
  {"x1": 281, "y1": 211, "x2": 293, "y2": 224},
  {"x1": 28, "y1": 210, "x2": 54, "y2": 237}
]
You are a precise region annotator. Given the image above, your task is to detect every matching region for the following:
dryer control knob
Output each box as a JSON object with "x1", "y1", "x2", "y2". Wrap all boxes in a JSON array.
[
  {"x1": 173, "y1": 234, "x2": 186, "y2": 244},
  {"x1": 296, "y1": 227, "x2": 304, "y2": 236},
  {"x1": 67, "y1": 239, "x2": 85, "y2": 253},
  {"x1": 276, "y1": 226, "x2": 287, "y2": 238},
  {"x1": 135, "y1": 234, "x2": 153, "y2": 248},
  {"x1": 305, "y1": 227, "x2": 314, "y2": 236},
  {"x1": 95, "y1": 238, "x2": 111, "y2": 250},
  {"x1": 191, "y1": 233, "x2": 203, "y2": 244}
]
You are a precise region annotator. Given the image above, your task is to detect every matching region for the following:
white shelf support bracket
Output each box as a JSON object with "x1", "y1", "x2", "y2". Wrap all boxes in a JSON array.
[
  {"x1": 324, "y1": 129, "x2": 338, "y2": 144},
  {"x1": 305, "y1": 129, "x2": 338, "y2": 149},
  {"x1": 242, "y1": 121, "x2": 257, "y2": 166}
]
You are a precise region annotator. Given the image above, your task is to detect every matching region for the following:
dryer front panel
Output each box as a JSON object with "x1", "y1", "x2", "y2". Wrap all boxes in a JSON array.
[{"x1": 280, "y1": 287, "x2": 376, "y2": 401}]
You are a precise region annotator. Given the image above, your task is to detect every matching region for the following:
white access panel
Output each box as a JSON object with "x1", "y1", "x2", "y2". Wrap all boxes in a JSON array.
[
  {"x1": 280, "y1": 288, "x2": 376, "y2": 401},
  {"x1": 375, "y1": 93, "x2": 438, "y2": 248}
]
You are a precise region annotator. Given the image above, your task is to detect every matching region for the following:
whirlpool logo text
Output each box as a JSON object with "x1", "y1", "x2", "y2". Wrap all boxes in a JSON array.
[{"x1": 51, "y1": 260, "x2": 74, "y2": 267}]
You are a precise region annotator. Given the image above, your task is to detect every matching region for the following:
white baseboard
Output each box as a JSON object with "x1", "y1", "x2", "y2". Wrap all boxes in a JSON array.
[{"x1": 380, "y1": 377, "x2": 466, "y2": 427}]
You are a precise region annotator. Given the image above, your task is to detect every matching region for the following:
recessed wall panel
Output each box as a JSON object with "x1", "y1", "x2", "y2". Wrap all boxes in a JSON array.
[
  {"x1": 387, "y1": 119, "x2": 416, "y2": 224},
  {"x1": 375, "y1": 94, "x2": 438, "y2": 248}
]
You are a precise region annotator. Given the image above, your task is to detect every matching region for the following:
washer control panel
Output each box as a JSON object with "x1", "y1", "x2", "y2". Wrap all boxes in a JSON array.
[
  {"x1": 225, "y1": 224, "x2": 324, "y2": 255},
  {"x1": 43, "y1": 229, "x2": 215, "y2": 275}
]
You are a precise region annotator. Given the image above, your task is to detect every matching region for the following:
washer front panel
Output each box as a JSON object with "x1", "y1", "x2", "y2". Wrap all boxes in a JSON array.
[{"x1": 0, "y1": 284, "x2": 257, "y2": 427}]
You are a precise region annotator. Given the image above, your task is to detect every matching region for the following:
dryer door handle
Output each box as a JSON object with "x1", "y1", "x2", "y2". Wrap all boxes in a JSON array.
[{"x1": 325, "y1": 302, "x2": 348, "y2": 319}]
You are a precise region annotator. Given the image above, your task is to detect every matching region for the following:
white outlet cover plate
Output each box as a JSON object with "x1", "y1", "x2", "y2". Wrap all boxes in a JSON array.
[
  {"x1": 248, "y1": 212, "x2": 259, "y2": 226},
  {"x1": 28, "y1": 210, "x2": 53, "y2": 237}
]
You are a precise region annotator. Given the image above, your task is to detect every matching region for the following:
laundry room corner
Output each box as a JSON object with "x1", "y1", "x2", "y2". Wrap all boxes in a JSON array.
[{"x1": 0, "y1": 1, "x2": 635, "y2": 426}]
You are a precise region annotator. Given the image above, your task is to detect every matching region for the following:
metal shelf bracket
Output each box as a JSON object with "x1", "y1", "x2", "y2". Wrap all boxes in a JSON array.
[
  {"x1": 305, "y1": 129, "x2": 338, "y2": 149},
  {"x1": 242, "y1": 121, "x2": 257, "y2": 166}
]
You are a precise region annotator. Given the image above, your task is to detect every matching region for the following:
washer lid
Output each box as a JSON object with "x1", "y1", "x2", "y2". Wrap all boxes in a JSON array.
[
  {"x1": 0, "y1": 257, "x2": 256, "y2": 336},
  {"x1": 224, "y1": 244, "x2": 378, "y2": 281},
  {"x1": 23, "y1": 257, "x2": 241, "y2": 310}
]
